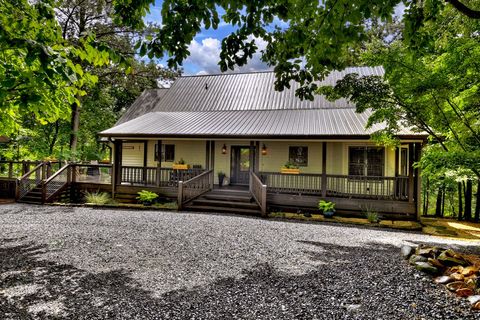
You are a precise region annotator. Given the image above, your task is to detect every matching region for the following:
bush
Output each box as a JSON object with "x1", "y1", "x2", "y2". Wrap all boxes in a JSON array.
[
  {"x1": 136, "y1": 190, "x2": 159, "y2": 203},
  {"x1": 365, "y1": 211, "x2": 379, "y2": 223},
  {"x1": 318, "y1": 200, "x2": 335, "y2": 212},
  {"x1": 85, "y1": 192, "x2": 111, "y2": 205}
]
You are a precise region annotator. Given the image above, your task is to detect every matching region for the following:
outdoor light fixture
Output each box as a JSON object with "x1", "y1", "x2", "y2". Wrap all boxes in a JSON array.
[
  {"x1": 261, "y1": 144, "x2": 268, "y2": 155},
  {"x1": 222, "y1": 144, "x2": 227, "y2": 154}
]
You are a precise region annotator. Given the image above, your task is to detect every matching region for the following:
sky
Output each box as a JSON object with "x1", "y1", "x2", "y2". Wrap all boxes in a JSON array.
[
  {"x1": 144, "y1": 1, "x2": 272, "y2": 75},
  {"x1": 144, "y1": 1, "x2": 405, "y2": 76}
]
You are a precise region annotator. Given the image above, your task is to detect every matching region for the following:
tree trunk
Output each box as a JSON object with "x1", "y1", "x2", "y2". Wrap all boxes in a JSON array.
[
  {"x1": 48, "y1": 120, "x2": 60, "y2": 155},
  {"x1": 464, "y1": 180, "x2": 472, "y2": 221},
  {"x1": 458, "y1": 182, "x2": 463, "y2": 221},
  {"x1": 441, "y1": 183, "x2": 446, "y2": 217},
  {"x1": 69, "y1": 100, "x2": 80, "y2": 159},
  {"x1": 475, "y1": 180, "x2": 480, "y2": 222},
  {"x1": 435, "y1": 186, "x2": 443, "y2": 217}
]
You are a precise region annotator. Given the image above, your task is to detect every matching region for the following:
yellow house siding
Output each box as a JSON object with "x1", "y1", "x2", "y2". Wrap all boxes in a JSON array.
[
  {"x1": 121, "y1": 142, "x2": 144, "y2": 166},
  {"x1": 259, "y1": 141, "x2": 323, "y2": 174},
  {"x1": 144, "y1": 140, "x2": 207, "y2": 168}
]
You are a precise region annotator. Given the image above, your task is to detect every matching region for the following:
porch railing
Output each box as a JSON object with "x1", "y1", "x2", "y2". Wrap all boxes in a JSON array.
[
  {"x1": 260, "y1": 172, "x2": 409, "y2": 201},
  {"x1": 178, "y1": 170, "x2": 213, "y2": 209},
  {"x1": 43, "y1": 164, "x2": 71, "y2": 202},
  {"x1": 0, "y1": 160, "x2": 42, "y2": 179},
  {"x1": 250, "y1": 172, "x2": 267, "y2": 216},
  {"x1": 120, "y1": 166, "x2": 205, "y2": 187}
]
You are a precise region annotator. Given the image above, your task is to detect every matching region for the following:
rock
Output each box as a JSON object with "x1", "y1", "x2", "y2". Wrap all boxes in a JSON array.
[
  {"x1": 401, "y1": 245, "x2": 414, "y2": 259},
  {"x1": 450, "y1": 273, "x2": 465, "y2": 281},
  {"x1": 428, "y1": 258, "x2": 444, "y2": 269},
  {"x1": 434, "y1": 276, "x2": 454, "y2": 284},
  {"x1": 462, "y1": 266, "x2": 479, "y2": 277},
  {"x1": 456, "y1": 288, "x2": 474, "y2": 297},
  {"x1": 467, "y1": 295, "x2": 480, "y2": 305},
  {"x1": 446, "y1": 281, "x2": 468, "y2": 292},
  {"x1": 409, "y1": 254, "x2": 428, "y2": 265},
  {"x1": 438, "y1": 250, "x2": 468, "y2": 267},
  {"x1": 414, "y1": 262, "x2": 439, "y2": 275},
  {"x1": 465, "y1": 278, "x2": 477, "y2": 290},
  {"x1": 446, "y1": 266, "x2": 464, "y2": 275},
  {"x1": 474, "y1": 302, "x2": 480, "y2": 310},
  {"x1": 416, "y1": 246, "x2": 439, "y2": 258}
]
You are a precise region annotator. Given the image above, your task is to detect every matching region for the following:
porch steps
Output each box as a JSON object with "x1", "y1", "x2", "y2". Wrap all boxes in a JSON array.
[{"x1": 184, "y1": 188, "x2": 262, "y2": 215}]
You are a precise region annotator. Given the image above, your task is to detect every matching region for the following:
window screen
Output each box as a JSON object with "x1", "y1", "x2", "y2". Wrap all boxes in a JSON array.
[
  {"x1": 154, "y1": 144, "x2": 175, "y2": 162},
  {"x1": 348, "y1": 147, "x2": 384, "y2": 177}
]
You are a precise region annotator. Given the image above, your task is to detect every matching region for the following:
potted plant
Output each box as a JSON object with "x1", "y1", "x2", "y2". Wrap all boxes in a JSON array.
[
  {"x1": 172, "y1": 158, "x2": 189, "y2": 170},
  {"x1": 318, "y1": 200, "x2": 336, "y2": 218},
  {"x1": 281, "y1": 161, "x2": 300, "y2": 174},
  {"x1": 218, "y1": 171, "x2": 226, "y2": 187},
  {"x1": 136, "y1": 190, "x2": 159, "y2": 206}
]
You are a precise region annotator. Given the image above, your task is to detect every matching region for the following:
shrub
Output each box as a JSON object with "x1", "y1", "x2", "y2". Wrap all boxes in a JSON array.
[
  {"x1": 365, "y1": 211, "x2": 379, "y2": 223},
  {"x1": 136, "y1": 190, "x2": 159, "y2": 203},
  {"x1": 85, "y1": 192, "x2": 111, "y2": 205},
  {"x1": 318, "y1": 200, "x2": 335, "y2": 212},
  {"x1": 283, "y1": 161, "x2": 299, "y2": 169}
]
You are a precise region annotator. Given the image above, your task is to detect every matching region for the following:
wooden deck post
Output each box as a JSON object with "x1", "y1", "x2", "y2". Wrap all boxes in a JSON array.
[
  {"x1": 255, "y1": 141, "x2": 260, "y2": 174},
  {"x1": 415, "y1": 143, "x2": 423, "y2": 219},
  {"x1": 8, "y1": 162, "x2": 13, "y2": 179},
  {"x1": 408, "y1": 143, "x2": 415, "y2": 203},
  {"x1": 142, "y1": 141, "x2": 148, "y2": 184},
  {"x1": 156, "y1": 140, "x2": 162, "y2": 187},
  {"x1": 177, "y1": 181, "x2": 184, "y2": 210},
  {"x1": 261, "y1": 184, "x2": 267, "y2": 217},
  {"x1": 321, "y1": 142, "x2": 327, "y2": 197},
  {"x1": 205, "y1": 140, "x2": 210, "y2": 170},
  {"x1": 249, "y1": 141, "x2": 255, "y2": 174}
]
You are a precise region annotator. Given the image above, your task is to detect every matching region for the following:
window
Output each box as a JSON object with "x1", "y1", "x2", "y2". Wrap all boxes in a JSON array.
[
  {"x1": 154, "y1": 144, "x2": 175, "y2": 162},
  {"x1": 348, "y1": 147, "x2": 384, "y2": 177},
  {"x1": 400, "y1": 148, "x2": 408, "y2": 176},
  {"x1": 289, "y1": 146, "x2": 308, "y2": 166}
]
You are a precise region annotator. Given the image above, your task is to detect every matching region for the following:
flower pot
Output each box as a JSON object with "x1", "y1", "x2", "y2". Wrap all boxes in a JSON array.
[
  {"x1": 281, "y1": 168, "x2": 300, "y2": 174},
  {"x1": 323, "y1": 210, "x2": 335, "y2": 218},
  {"x1": 218, "y1": 174, "x2": 225, "y2": 187},
  {"x1": 173, "y1": 164, "x2": 189, "y2": 170}
]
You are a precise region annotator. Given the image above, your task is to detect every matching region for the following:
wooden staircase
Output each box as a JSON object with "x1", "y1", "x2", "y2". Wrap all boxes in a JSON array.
[
  {"x1": 184, "y1": 188, "x2": 262, "y2": 215},
  {"x1": 17, "y1": 186, "x2": 43, "y2": 204}
]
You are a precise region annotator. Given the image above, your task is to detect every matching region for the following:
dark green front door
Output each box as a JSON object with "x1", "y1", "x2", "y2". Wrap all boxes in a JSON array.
[{"x1": 230, "y1": 146, "x2": 250, "y2": 185}]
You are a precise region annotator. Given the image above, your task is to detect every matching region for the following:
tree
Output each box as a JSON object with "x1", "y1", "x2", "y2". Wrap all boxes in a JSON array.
[{"x1": 113, "y1": 0, "x2": 480, "y2": 100}]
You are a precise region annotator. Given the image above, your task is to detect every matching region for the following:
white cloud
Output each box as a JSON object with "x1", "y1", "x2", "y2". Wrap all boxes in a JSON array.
[{"x1": 185, "y1": 36, "x2": 272, "y2": 75}]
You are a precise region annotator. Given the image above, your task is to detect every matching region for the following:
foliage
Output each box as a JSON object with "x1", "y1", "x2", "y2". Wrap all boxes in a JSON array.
[
  {"x1": 217, "y1": 171, "x2": 226, "y2": 177},
  {"x1": 136, "y1": 190, "x2": 159, "y2": 203},
  {"x1": 365, "y1": 211, "x2": 380, "y2": 223},
  {"x1": 283, "y1": 161, "x2": 299, "y2": 169},
  {"x1": 114, "y1": 0, "x2": 480, "y2": 100},
  {"x1": 318, "y1": 200, "x2": 335, "y2": 213},
  {"x1": 84, "y1": 191, "x2": 111, "y2": 205},
  {"x1": 176, "y1": 158, "x2": 186, "y2": 165}
]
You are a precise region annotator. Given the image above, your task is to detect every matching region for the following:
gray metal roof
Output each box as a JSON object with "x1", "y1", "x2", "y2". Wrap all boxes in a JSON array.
[
  {"x1": 115, "y1": 88, "x2": 169, "y2": 125},
  {"x1": 151, "y1": 67, "x2": 384, "y2": 112},
  {"x1": 103, "y1": 67, "x2": 425, "y2": 138},
  {"x1": 101, "y1": 109, "x2": 423, "y2": 138}
]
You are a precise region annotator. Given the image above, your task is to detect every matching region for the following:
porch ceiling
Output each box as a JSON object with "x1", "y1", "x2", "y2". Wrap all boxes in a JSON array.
[{"x1": 100, "y1": 108, "x2": 426, "y2": 139}]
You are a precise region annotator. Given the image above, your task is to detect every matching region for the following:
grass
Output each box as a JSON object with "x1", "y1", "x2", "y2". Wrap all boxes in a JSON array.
[{"x1": 84, "y1": 191, "x2": 113, "y2": 205}]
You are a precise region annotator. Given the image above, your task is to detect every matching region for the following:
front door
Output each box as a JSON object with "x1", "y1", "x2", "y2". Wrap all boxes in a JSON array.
[{"x1": 230, "y1": 146, "x2": 250, "y2": 185}]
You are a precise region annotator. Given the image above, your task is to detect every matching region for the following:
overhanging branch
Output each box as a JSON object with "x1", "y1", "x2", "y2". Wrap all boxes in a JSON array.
[{"x1": 446, "y1": 0, "x2": 480, "y2": 19}]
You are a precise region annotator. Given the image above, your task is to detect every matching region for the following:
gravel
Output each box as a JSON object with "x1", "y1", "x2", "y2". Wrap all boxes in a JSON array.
[{"x1": 1, "y1": 203, "x2": 479, "y2": 319}]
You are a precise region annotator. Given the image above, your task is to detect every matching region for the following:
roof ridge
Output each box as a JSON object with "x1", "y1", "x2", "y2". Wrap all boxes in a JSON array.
[
  {"x1": 181, "y1": 70, "x2": 274, "y2": 78},
  {"x1": 150, "y1": 107, "x2": 358, "y2": 114}
]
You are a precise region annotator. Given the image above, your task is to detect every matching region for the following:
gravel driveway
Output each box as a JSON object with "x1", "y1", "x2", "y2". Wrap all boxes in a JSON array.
[{"x1": 1, "y1": 203, "x2": 479, "y2": 319}]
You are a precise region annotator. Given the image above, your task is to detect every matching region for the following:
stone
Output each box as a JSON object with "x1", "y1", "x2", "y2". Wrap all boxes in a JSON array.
[
  {"x1": 401, "y1": 245, "x2": 414, "y2": 259},
  {"x1": 467, "y1": 295, "x2": 480, "y2": 305},
  {"x1": 414, "y1": 262, "x2": 439, "y2": 275},
  {"x1": 474, "y1": 302, "x2": 480, "y2": 310},
  {"x1": 462, "y1": 266, "x2": 479, "y2": 277},
  {"x1": 416, "y1": 246, "x2": 439, "y2": 258},
  {"x1": 428, "y1": 258, "x2": 444, "y2": 269},
  {"x1": 438, "y1": 250, "x2": 468, "y2": 267},
  {"x1": 456, "y1": 288, "x2": 474, "y2": 297},
  {"x1": 450, "y1": 273, "x2": 465, "y2": 281},
  {"x1": 446, "y1": 266, "x2": 464, "y2": 275},
  {"x1": 434, "y1": 276, "x2": 454, "y2": 284},
  {"x1": 409, "y1": 254, "x2": 428, "y2": 265},
  {"x1": 465, "y1": 278, "x2": 477, "y2": 290},
  {"x1": 446, "y1": 281, "x2": 468, "y2": 292}
]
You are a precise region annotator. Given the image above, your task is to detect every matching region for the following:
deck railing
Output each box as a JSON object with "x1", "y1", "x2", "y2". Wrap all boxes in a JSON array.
[
  {"x1": 250, "y1": 172, "x2": 267, "y2": 216},
  {"x1": 0, "y1": 160, "x2": 42, "y2": 179},
  {"x1": 73, "y1": 164, "x2": 112, "y2": 185},
  {"x1": 120, "y1": 166, "x2": 205, "y2": 187},
  {"x1": 16, "y1": 162, "x2": 45, "y2": 199},
  {"x1": 43, "y1": 164, "x2": 71, "y2": 202},
  {"x1": 178, "y1": 170, "x2": 213, "y2": 209},
  {"x1": 260, "y1": 172, "x2": 409, "y2": 201}
]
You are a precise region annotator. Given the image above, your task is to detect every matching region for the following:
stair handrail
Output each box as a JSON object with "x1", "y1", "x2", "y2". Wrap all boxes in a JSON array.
[
  {"x1": 250, "y1": 171, "x2": 267, "y2": 217},
  {"x1": 43, "y1": 163, "x2": 71, "y2": 203},
  {"x1": 16, "y1": 162, "x2": 45, "y2": 200},
  {"x1": 178, "y1": 169, "x2": 213, "y2": 209}
]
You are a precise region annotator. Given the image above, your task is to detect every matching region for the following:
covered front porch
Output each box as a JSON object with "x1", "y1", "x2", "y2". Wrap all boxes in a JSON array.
[{"x1": 110, "y1": 138, "x2": 423, "y2": 218}]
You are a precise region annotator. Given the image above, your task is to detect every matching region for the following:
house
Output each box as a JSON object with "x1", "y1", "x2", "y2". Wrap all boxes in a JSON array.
[{"x1": 97, "y1": 67, "x2": 426, "y2": 219}]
